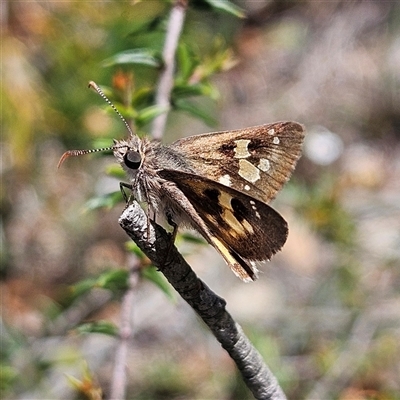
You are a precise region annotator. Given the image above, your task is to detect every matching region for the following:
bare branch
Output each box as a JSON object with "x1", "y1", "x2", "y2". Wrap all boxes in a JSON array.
[
  {"x1": 119, "y1": 203, "x2": 287, "y2": 400},
  {"x1": 47, "y1": 290, "x2": 112, "y2": 336},
  {"x1": 109, "y1": 258, "x2": 140, "y2": 400},
  {"x1": 151, "y1": 0, "x2": 188, "y2": 140}
]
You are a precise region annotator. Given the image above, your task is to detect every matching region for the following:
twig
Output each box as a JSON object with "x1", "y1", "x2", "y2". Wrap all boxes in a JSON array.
[
  {"x1": 47, "y1": 289, "x2": 112, "y2": 336},
  {"x1": 119, "y1": 203, "x2": 287, "y2": 400},
  {"x1": 151, "y1": 0, "x2": 188, "y2": 140},
  {"x1": 108, "y1": 258, "x2": 140, "y2": 400}
]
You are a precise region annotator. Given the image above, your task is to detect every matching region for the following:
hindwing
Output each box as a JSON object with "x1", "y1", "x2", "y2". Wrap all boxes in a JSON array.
[{"x1": 159, "y1": 170, "x2": 288, "y2": 281}]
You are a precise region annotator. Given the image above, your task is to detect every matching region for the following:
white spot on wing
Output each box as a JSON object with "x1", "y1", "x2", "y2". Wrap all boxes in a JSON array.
[
  {"x1": 250, "y1": 201, "x2": 260, "y2": 218},
  {"x1": 218, "y1": 174, "x2": 231, "y2": 187},
  {"x1": 258, "y1": 158, "x2": 270, "y2": 172},
  {"x1": 234, "y1": 139, "x2": 251, "y2": 158},
  {"x1": 244, "y1": 184, "x2": 250, "y2": 191},
  {"x1": 273, "y1": 136, "x2": 280, "y2": 145},
  {"x1": 238, "y1": 159, "x2": 260, "y2": 183},
  {"x1": 268, "y1": 128, "x2": 275, "y2": 135}
]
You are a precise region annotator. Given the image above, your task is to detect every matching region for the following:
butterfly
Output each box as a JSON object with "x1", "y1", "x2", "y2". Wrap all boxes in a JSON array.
[{"x1": 59, "y1": 82, "x2": 305, "y2": 282}]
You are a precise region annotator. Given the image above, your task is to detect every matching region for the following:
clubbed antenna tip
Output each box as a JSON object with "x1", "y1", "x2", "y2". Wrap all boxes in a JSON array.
[
  {"x1": 88, "y1": 81, "x2": 134, "y2": 138},
  {"x1": 57, "y1": 147, "x2": 115, "y2": 168}
]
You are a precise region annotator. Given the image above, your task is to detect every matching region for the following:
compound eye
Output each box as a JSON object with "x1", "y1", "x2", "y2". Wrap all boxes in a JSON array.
[{"x1": 123, "y1": 150, "x2": 141, "y2": 170}]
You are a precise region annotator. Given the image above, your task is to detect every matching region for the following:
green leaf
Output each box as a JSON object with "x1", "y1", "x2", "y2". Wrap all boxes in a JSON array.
[
  {"x1": 136, "y1": 105, "x2": 169, "y2": 127},
  {"x1": 125, "y1": 242, "x2": 148, "y2": 259},
  {"x1": 141, "y1": 266, "x2": 175, "y2": 301},
  {"x1": 91, "y1": 138, "x2": 115, "y2": 151},
  {"x1": 75, "y1": 321, "x2": 118, "y2": 336},
  {"x1": 174, "y1": 98, "x2": 218, "y2": 126},
  {"x1": 84, "y1": 191, "x2": 123, "y2": 211},
  {"x1": 107, "y1": 103, "x2": 138, "y2": 120},
  {"x1": 173, "y1": 82, "x2": 219, "y2": 100},
  {"x1": 178, "y1": 232, "x2": 206, "y2": 245},
  {"x1": 69, "y1": 269, "x2": 129, "y2": 300},
  {"x1": 70, "y1": 278, "x2": 97, "y2": 299},
  {"x1": 204, "y1": 0, "x2": 245, "y2": 18},
  {"x1": 96, "y1": 269, "x2": 129, "y2": 291},
  {"x1": 131, "y1": 86, "x2": 154, "y2": 108},
  {"x1": 0, "y1": 364, "x2": 18, "y2": 391},
  {"x1": 66, "y1": 362, "x2": 102, "y2": 398},
  {"x1": 102, "y1": 49, "x2": 161, "y2": 68},
  {"x1": 105, "y1": 164, "x2": 125, "y2": 179},
  {"x1": 176, "y1": 43, "x2": 197, "y2": 81}
]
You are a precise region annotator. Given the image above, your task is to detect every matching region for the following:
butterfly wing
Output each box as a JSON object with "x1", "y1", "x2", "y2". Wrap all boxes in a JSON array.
[
  {"x1": 159, "y1": 170, "x2": 288, "y2": 281},
  {"x1": 169, "y1": 122, "x2": 305, "y2": 204}
]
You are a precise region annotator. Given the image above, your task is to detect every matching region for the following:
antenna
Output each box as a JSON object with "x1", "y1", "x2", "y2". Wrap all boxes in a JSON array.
[
  {"x1": 88, "y1": 81, "x2": 134, "y2": 138},
  {"x1": 58, "y1": 81, "x2": 133, "y2": 168},
  {"x1": 57, "y1": 146, "x2": 115, "y2": 168}
]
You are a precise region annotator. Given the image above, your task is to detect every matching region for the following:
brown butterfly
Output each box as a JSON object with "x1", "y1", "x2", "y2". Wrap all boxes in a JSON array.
[{"x1": 59, "y1": 82, "x2": 305, "y2": 281}]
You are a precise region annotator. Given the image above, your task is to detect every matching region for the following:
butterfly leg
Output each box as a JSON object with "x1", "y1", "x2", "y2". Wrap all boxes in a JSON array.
[
  {"x1": 120, "y1": 181, "x2": 152, "y2": 240},
  {"x1": 166, "y1": 211, "x2": 178, "y2": 242},
  {"x1": 164, "y1": 210, "x2": 179, "y2": 263},
  {"x1": 145, "y1": 207, "x2": 158, "y2": 241},
  {"x1": 120, "y1": 182, "x2": 133, "y2": 204}
]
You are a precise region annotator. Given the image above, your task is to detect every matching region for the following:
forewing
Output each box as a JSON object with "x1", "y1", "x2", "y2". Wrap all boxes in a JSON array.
[
  {"x1": 169, "y1": 122, "x2": 305, "y2": 204},
  {"x1": 159, "y1": 170, "x2": 288, "y2": 280}
]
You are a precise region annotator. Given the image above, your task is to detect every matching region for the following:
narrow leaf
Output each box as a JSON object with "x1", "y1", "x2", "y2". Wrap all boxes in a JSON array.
[
  {"x1": 142, "y1": 266, "x2": 175, "y2": 301},
  {"x1": 174, "y1": 98, "x2": 218, "y2": 127},
  {"x1": 179, "y1": 232, "x2": 207, "y2": 245},
  {"x1": 177, "y1": 43, "x2": 197, "y2": 81},
  {"x1": 173, "y1": 82, "x2": 219, "y2": 100},
  {"x1": 131, "y1": 86, "x2": 154, "y2": 107},
  {"x1": 125, "y1": 242, "x2": 148, "y2": 259},
  {"x1": 105, "y1": 164, "x2": 125, "y2": 179},
  {"x1": 76, "y1": 321, "x2": 118, "y2": 336},
  {"x1": 204, "y1": 0, "x2": 245, "y2": 18},
  {"x1": 102, "y1": 49, "x2": 161, "y2": 68},
  {"x1": 136, "y1": 105, "x2": 169, "y2": 126},
  {"x1": 70, "y1": 278, "x2": 97, "y2": 299},
  {"x1": 66, "y1": 362, "x2": 102, "y2": 400},
  {"x1": 84, "y1": 191, "x2": 123, "y2": 211},
  {"x1": 96, "y1": 269, "x2": 129, "y2": 291}
]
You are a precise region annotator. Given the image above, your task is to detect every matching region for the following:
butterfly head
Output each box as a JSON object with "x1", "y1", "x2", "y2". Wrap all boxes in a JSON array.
[{"x1": 112, "y1": 136, "x2": 146, "y2": 179}]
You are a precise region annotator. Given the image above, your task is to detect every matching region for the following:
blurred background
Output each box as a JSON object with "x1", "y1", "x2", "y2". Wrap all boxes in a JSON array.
[{"x1": 2, "y1": 0, "x2": 400, "y2": 399}]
